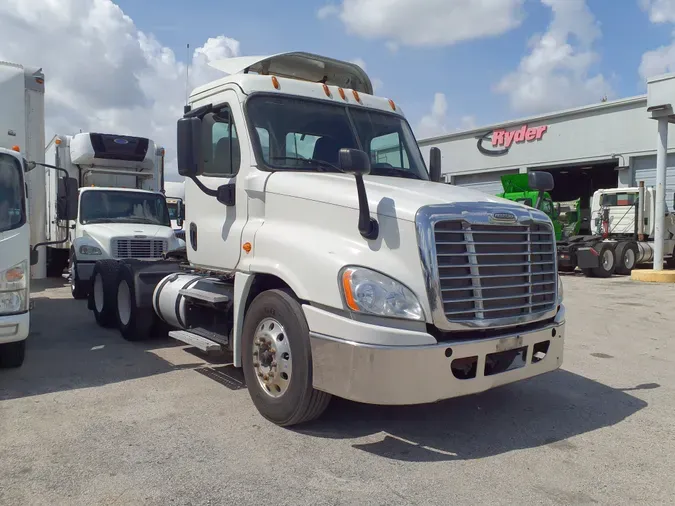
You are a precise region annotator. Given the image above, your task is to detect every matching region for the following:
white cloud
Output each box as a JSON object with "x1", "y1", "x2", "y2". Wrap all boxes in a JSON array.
[
  {"x1": 0, "y1": 0, "x2": 240, "y2": 180},
  {"x1": 317, "y1": 0, "x2": 525, "y2": 47},
  {"x1": 349, "y1": 58, "x2": 383, "y2": 93},
  {"x1": 638, "y1": 0, "x2": 675, "y2": 80},
  {"x1": 640, "y1": 0, "x2": 675, "y2": 23},
  {"x1": 495, "y1": 0, "x2": 611, "y2": 114},
  {"x1": 416, "y1": 93, "x2": 450, "y2": 138}
]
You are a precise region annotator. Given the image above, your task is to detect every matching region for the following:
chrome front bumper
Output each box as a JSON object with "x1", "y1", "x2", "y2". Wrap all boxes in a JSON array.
[{"x1": 307, "y1": 304, "x2": 565, "y2": 405}]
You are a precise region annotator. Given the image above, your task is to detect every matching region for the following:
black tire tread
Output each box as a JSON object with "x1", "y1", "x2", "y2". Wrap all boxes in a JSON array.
[
  {"x1": 592, "y1": 243, "x2": 616, "y2": 278},
  {"x1": 90, "y1": 260, "x2": 122, "y2": 327},
  {"x1": 116, "y1": 268, "x2": 155, "y2": 342},
  {"x1": 243, "y1": 288, "x2": 331, "y2": 427},
  {"x1": 0, "y1": 339, "x2": 26, "y2": 368}
]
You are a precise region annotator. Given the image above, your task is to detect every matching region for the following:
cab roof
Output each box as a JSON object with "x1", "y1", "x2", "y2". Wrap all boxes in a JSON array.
[{"x1": 79, "y1": 186, "x2": 160, "y2": 195}]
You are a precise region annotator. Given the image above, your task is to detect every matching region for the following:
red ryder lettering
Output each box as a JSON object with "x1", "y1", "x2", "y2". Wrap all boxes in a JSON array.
[{"x1": 492, "y1": 125, "x2": 548, "y2": 148}]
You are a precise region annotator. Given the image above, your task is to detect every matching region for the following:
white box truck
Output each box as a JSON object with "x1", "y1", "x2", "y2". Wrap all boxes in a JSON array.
[
  {"x1": 40, "y1": 132, "x2": 185, "y2": 299},
  {"x1": 87, "y1": 52, "x2": 566, "y2": 425},
  {"x1": 0, "y1": 60, "x2": 46, "y2": 368}
]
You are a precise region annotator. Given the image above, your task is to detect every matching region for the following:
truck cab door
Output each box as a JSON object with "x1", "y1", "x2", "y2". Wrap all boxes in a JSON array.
[{"x1": 185, "y1": 90, "x2": 247, "y2": 272}]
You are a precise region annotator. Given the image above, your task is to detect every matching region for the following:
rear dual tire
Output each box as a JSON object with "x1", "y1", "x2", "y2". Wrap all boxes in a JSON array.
[
  {"x1": 115, "y1": 266, "x2": 155, "y2": 341},
  {"x1": 90, "y1": 260, "x2": 122, "y2": 327},
  {"x1": 615, "y1": 241, "x2": 638, "y2": 275}
]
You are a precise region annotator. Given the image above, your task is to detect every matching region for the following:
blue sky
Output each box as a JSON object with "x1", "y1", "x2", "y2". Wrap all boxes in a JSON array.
[
  {"x1": 3, "y1": 0, "x2": 675, "y2": 177},
  {"x1": 113, "y1": 0, "x2": 673, "y2": 136}
]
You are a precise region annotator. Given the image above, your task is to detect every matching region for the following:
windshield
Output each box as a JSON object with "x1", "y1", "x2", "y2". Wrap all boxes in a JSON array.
[
  {"x1": 246, "y1": 95, "x2": 429, "y2": 180},
  {"x1": 79, "y1": 190, "x2": 170, "y2": 226},
  {"x1": 0, "y1": 153, "x2": 26, "y2": 233}
]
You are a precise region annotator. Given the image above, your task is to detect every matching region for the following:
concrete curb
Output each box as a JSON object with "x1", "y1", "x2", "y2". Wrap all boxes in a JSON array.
[{"x1": 631, "y1": 269, "x2": 675, "y2": 283}]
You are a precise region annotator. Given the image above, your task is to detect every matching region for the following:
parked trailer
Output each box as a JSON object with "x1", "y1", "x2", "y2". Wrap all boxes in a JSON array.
[
  {"x1": 88, "y1": 52, "x2": 566, "y2": 426},
  {"x1": 569, "y1": 184, "x2": 674, "y2": 276},
  {"x1": 0, "y1": 60, "x2": 46, "y2": 368}
]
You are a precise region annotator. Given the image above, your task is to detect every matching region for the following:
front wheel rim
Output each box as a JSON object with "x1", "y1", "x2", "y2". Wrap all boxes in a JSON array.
[
  {"x1": 94, "y1": 274, "x2": 104, "y2": 312},
  {"x1": 117, "y1": 281, "x2": 131, "y2": 326},
  {"x1": 252, "y1": 317, "x2": 292, "y2": 398}
]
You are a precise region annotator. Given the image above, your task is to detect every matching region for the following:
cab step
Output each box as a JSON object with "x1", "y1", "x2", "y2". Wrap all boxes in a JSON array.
[
  {"x1": 178, "y1": 287, "x2": 230, "y2": 304},
  {"x1": 169, "y1": 330, "x2": 223, "y2": 352}
]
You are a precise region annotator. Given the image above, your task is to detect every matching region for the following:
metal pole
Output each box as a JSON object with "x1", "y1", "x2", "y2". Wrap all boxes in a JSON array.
[{"x1": 654, "y1": 117, "x2": 668, "y2": 271}]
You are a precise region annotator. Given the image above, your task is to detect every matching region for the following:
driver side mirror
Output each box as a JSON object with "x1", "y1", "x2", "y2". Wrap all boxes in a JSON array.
[
  {"x1": 338, "y1": 148, "x2": 371, "y2": 176},
  {"x1": 56, "y1": 177, "x2": 78, "y2": 221},
  {"x1": 528, "y1": 171, "x2": 554, "y2": 192},
  {"x1": 176, "y1": 199, "x2": 185, "y2": 228},
  {"x1": 429, "y1": 147, "x2": 442, "y2": 183},
  {"x1": 177, "y1": 116, "x2": 203, "y2": 177}
]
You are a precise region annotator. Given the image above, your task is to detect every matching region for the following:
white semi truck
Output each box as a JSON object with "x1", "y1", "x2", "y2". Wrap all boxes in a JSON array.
[
  {"x1": 87, "y1": 52, "x2": 566, "y2": 426},
  {"x1": 0, "y1": 61, "x2": 46, "y2": 368},
  {"x1": 573, "y1": 183, "x2": 675, "y2": 276},
  {"x1": 39, "y1": 133, "x2": 184, "y2": 299}
]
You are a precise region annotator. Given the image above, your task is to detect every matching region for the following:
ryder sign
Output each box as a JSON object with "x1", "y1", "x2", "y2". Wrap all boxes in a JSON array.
[{"x1": 477, "y1": 124, "x2": 548, "y2": 156}]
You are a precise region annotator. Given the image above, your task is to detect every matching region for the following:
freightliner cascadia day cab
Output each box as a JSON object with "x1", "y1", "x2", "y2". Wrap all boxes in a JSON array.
[
  {"x1": 0, "y1": 60, "x2": 46, "y2": 368},
  {"x1": 87, "y1": 52, "x2": 566, "y2": 426},
  {"x1": 40, "y1": 133, "x2": 184, "y2": 299}
]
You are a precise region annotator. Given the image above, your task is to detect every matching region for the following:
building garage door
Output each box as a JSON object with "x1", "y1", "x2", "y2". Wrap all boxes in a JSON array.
[
  {"x1": 633, "y1": 154, "x2": 675, "y2": 208},
  {"x1": 451, "y1": 169, "x2": 519, "y2": 196}
]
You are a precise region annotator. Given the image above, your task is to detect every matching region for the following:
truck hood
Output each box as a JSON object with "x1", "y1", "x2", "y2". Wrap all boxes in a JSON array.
[
  {"x1": 265, "y1": 172, "x2": 517, "y2": 222},
  {"x1": 82, "y1": 223, "x2": 174, "y2": 242}
]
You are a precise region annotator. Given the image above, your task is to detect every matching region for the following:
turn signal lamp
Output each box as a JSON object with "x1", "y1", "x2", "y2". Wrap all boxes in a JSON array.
[
  {"x1": 11, "y1": 145, "x2": 20, "y2": 152},
  {"x1": 352, "y1": 90, "x2": 361, "y2": 103},
  {"x1": 338, "y1": 88, "x2": 346, "y2": 100},
  {"x1": 388, "y1": 99, "x2": 396, "y2": 111},
  {"x1": 243, "y1": 242, "x2": 252, "y2": 253},
  {"x1": 271, "y1": 76, "x2": 280, "y2": 90},
  {"x1": 341, "y1": 269, "x2": 359, "y2": 311},
  {"x1": 55, "y1": 138, "x2": 62, "y2": 145},
  {"x1": 323, "y1": 84, "x2": 331, "y2": 97}
]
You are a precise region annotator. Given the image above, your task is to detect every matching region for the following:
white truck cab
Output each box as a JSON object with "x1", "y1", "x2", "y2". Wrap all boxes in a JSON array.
[
  {"x1": 90, "y1": 52, "x2": 566, "y2": 426},
  {"x1": 70, "y1": 186, "x2": 184, "y2": 298},
  {"x1": 0, "y1": 148, "x2": 31, "y2": 367}
]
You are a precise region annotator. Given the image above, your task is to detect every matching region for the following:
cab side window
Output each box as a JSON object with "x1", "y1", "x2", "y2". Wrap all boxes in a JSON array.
[{"x1": 204, "y1": 106, "x2": 241, "y2": 177}]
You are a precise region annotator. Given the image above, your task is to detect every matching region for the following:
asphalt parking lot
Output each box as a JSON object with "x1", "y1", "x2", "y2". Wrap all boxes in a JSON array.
[{"x1": 1, "y1": 274, "x2": 674, "y2": 505}]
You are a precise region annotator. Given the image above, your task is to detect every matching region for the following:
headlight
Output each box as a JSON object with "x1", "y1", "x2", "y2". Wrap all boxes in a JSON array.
[
  {"x1": 0, "y1": 261, "x2": 27, "y2": 314},
  {"x1": 79, "y1": 245, "x2": 102, "y2": 255},
  {"x1": 0, "y1": 290, "x2": 26, "y2": 314},
  {"x1": 340, "y1": 266, "x2": 423, "y2": 321},
  {"x1": 558, "y1": 274, "x2": 564, "y2": 304},
  {"x1": 0, "y1": 260, "x2": 27, "y2": 291}
]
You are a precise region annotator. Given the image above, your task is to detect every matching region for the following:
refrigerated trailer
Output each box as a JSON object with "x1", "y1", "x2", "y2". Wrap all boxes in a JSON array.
[
  {"x1": 87, "y1": 51, "x2": 566, "y2": 426},
  {"x1": 0, "y1": 60, "x2": 45, "y2": 368}
]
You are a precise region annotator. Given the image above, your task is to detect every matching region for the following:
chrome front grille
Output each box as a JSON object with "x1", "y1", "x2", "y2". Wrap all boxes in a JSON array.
[
  {"x1": 112, "y1": 238, "x2": 166, "y2": 259},
  {"x1": 416, "y1": 203, "x2": 558, "y2": 331}
]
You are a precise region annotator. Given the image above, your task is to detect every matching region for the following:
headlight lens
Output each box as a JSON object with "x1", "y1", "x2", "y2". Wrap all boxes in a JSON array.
[
  {"x1": 0, "y1": 261, "x2": 27, "y2": 314},
  {"x1": 558, "y1": 274, "x2": 564, "y2": 303},
  {"x1": 340, "y1": 266, "x2": 423, "y2": 320},
  {"x1": 79, "y1": 245, "x2": 102, "y2": 255},
  {"x1": 0, "y1": 260, "x2": 27, "y2": 291}
]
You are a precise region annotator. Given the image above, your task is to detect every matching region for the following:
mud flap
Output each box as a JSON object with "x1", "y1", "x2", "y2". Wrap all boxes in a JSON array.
[{"x1": 576, "y1": 246, "x2": 600, "y2": 269}]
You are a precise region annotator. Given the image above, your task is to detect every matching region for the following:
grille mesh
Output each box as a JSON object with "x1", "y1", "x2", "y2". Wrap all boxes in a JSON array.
[
  {"x1": 434, "y1": 221, "x2": 556, "y2": 322},
  {"x1": 112, "y1": 239, "x2": 166, "y2": 259}
]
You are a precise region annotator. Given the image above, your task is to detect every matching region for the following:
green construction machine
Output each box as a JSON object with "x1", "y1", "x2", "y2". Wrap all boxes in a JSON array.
[{"x1": 497, "y1": 173, "x2": 582, "y2": 242}]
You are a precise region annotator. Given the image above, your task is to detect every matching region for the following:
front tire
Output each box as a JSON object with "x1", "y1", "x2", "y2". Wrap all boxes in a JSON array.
[
  {"x1": 242, "y1": 289, "x2": 331, "y2": 427},
  {"x1": 0, "y1": 339, "x2": 26, "y2": 368},
  {"x1": 115, "y1": 266, "x2": 155, "y2": 341},
  {"x1": 70, "y1": 252, "x2": 89, "y2": 300},
  {"x1": 89, "y1": 260, "x2": 122, "y2": 328}
]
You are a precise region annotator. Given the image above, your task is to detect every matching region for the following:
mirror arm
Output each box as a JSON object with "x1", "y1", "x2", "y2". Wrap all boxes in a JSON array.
[
  {"x1": 355, "y1": 175, "x2": 379, "y2": 240},
  {"x1": 189, "y1": 176, "x2": 219, "y2": 198}
]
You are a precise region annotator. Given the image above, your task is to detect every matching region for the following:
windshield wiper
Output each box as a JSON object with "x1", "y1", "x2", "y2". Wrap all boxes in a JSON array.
[
  {"x1": 269, "y1": 156, "x2": 344, "y2": 173},
  {"x1": 371, "y1": 166, "x2": 424, "y2": 180}
]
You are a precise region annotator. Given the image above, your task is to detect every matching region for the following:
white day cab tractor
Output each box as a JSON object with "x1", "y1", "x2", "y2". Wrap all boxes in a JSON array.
[
  {"x1": 164, "y1": 180, "x2": 186, "y2": 241},
  {"x1": 573, "y1": 183, "x2": 674, "y2": 277},
  {"x1": 86, "y1": 52, "x2": 566, "y2": 426},
  {"x1": 32, "y1": 132, "x2": 184, "y2": 300}
]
